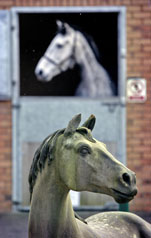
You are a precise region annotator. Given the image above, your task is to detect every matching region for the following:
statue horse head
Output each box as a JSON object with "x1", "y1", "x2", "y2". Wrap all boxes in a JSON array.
[
  {"x1": 29, "y1": 114, "x2": 137, "y2": 205},
  {"x1": 28, "y1": 115, "x2": 151, "y2": 238},
  {"x1": 35, "y1": 21, "x2": 113, "y2": 97}
]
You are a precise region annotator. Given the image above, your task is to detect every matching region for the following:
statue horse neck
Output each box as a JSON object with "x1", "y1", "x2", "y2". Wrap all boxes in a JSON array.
[{"x1": 28, "y1": 161, "x2": 81, "y2": 238}]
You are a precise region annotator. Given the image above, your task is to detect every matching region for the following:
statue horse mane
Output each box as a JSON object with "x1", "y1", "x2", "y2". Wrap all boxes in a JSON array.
[{"x1": 29, "y1": 129, "x2": 65, "y2": 199}]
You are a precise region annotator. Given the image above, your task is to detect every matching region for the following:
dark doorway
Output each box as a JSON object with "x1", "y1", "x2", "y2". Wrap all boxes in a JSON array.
[{"x1": 19, "y1": 12, "x2": 118, "y2": 96}]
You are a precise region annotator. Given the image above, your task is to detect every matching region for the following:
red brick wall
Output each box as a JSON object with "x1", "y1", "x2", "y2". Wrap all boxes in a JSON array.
[
  {"x1": 0, "y1": 0, "x2": 151, "y2": 212},
  {"x1": 0, "y1": 101, "x2": 12, "y2": 211},
  {"x1": 126, "y1": 2, "x2": 151, "y2": 211}
]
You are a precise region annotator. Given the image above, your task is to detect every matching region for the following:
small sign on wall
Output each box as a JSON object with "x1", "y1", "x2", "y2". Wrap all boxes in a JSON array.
[{"x1": 127, "y1": 78, "x2": 147, "y2": 103}]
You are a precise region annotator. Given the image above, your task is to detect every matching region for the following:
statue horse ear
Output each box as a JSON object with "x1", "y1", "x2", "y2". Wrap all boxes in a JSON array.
[
  {"x1": 64, "y1": 114, "x2": 81, "y2": 137},
  {"x1": 82, "y1": 114, "x2": 96, "y2": 131}
]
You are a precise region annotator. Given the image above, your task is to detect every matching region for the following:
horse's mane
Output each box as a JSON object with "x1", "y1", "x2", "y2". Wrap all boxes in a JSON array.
[
  {"x1": 28, "y1": 128, "x2": 65, "y2": 200},
  {"x1": 57, "y1": 23, "x2": 101, "y2": 63},
  {"x1": 78, "y1": 29, "x2": 101, "y2": 63}
]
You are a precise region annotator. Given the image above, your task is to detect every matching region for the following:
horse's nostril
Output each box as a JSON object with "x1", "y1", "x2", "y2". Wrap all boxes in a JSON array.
[
  {"x1": 39, "y1": 70, "x2": 43, "y2": 76},
  {"x1": 122, "y1": 173, "x2": 131, "y2": 186}
]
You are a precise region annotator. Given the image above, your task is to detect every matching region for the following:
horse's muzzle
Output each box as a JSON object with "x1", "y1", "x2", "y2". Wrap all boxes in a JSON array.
[{"x1": 112, "y1": 170, "x2": 138, "y2": 203}]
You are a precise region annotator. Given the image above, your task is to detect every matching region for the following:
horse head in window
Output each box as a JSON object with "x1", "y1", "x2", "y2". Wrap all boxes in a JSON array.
[{"x1": 35, "y1": 21, "x2": 114, "y2": 98}]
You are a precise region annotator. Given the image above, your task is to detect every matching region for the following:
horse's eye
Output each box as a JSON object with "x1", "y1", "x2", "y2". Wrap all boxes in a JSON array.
[
  {"x1": 56, "y1": 43, "x2": 63, "y2": 49},
  {"x1": 79, "y1": 147, "x2": 91, "y2": 156}
]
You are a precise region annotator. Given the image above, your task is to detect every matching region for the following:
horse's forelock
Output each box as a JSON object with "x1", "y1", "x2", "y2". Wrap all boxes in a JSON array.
[
  {"x1": 76, "y1": 127, "x2": 96, "y2": 143},
  {"x1": 57, "y1": 26, "x2": 66, "y2": 35}
]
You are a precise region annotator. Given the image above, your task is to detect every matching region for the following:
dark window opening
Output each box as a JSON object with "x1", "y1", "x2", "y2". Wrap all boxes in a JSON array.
[{"x1": 19, "y1": 12, "x2": 118, "y2": 96}]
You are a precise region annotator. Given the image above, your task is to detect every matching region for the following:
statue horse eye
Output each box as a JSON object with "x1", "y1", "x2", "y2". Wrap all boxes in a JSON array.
[{"x1": 79, "y1": 146, "x2": 91, "y2": 156}]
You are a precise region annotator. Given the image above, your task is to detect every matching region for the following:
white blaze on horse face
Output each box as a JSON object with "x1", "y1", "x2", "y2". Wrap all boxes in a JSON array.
[{"x1": 35, "y1": 27, "x2": 75, "y2": 82}]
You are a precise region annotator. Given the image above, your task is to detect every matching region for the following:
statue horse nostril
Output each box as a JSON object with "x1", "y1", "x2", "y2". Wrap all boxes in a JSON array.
[
  {"x1": 122, "y1": 173, "x2": 131, "y2": 186},
  {"x1": 133, "y1": 188, "x2": 138, "y2": 196}
]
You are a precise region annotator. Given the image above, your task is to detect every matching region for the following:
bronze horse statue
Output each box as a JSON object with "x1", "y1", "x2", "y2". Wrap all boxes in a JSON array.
[{"x1": 28, "y1": 114, "x2": 151, "y2": 238}]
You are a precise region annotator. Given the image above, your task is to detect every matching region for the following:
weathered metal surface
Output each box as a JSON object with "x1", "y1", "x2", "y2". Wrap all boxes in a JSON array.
[{"x1": 0, "y1": 10, "x2": 11, "y2": 99}]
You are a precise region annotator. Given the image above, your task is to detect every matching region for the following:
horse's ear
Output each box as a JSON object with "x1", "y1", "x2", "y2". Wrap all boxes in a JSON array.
[
  {"x1": 56, "y1": 20, "x2": 67, "y2": 35},
  {"x1": 82, "y1": 114, "x2": 96, "y2": 131},
  {"x1": 64, "y1": 114, "x2": 81, "y2": 137},
  {"x1": 56, "y1": 20, "x2": 63, "y2": 29},
  {"x1": 56, "y1": 20, "x2": 73, "y2": 35}
]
